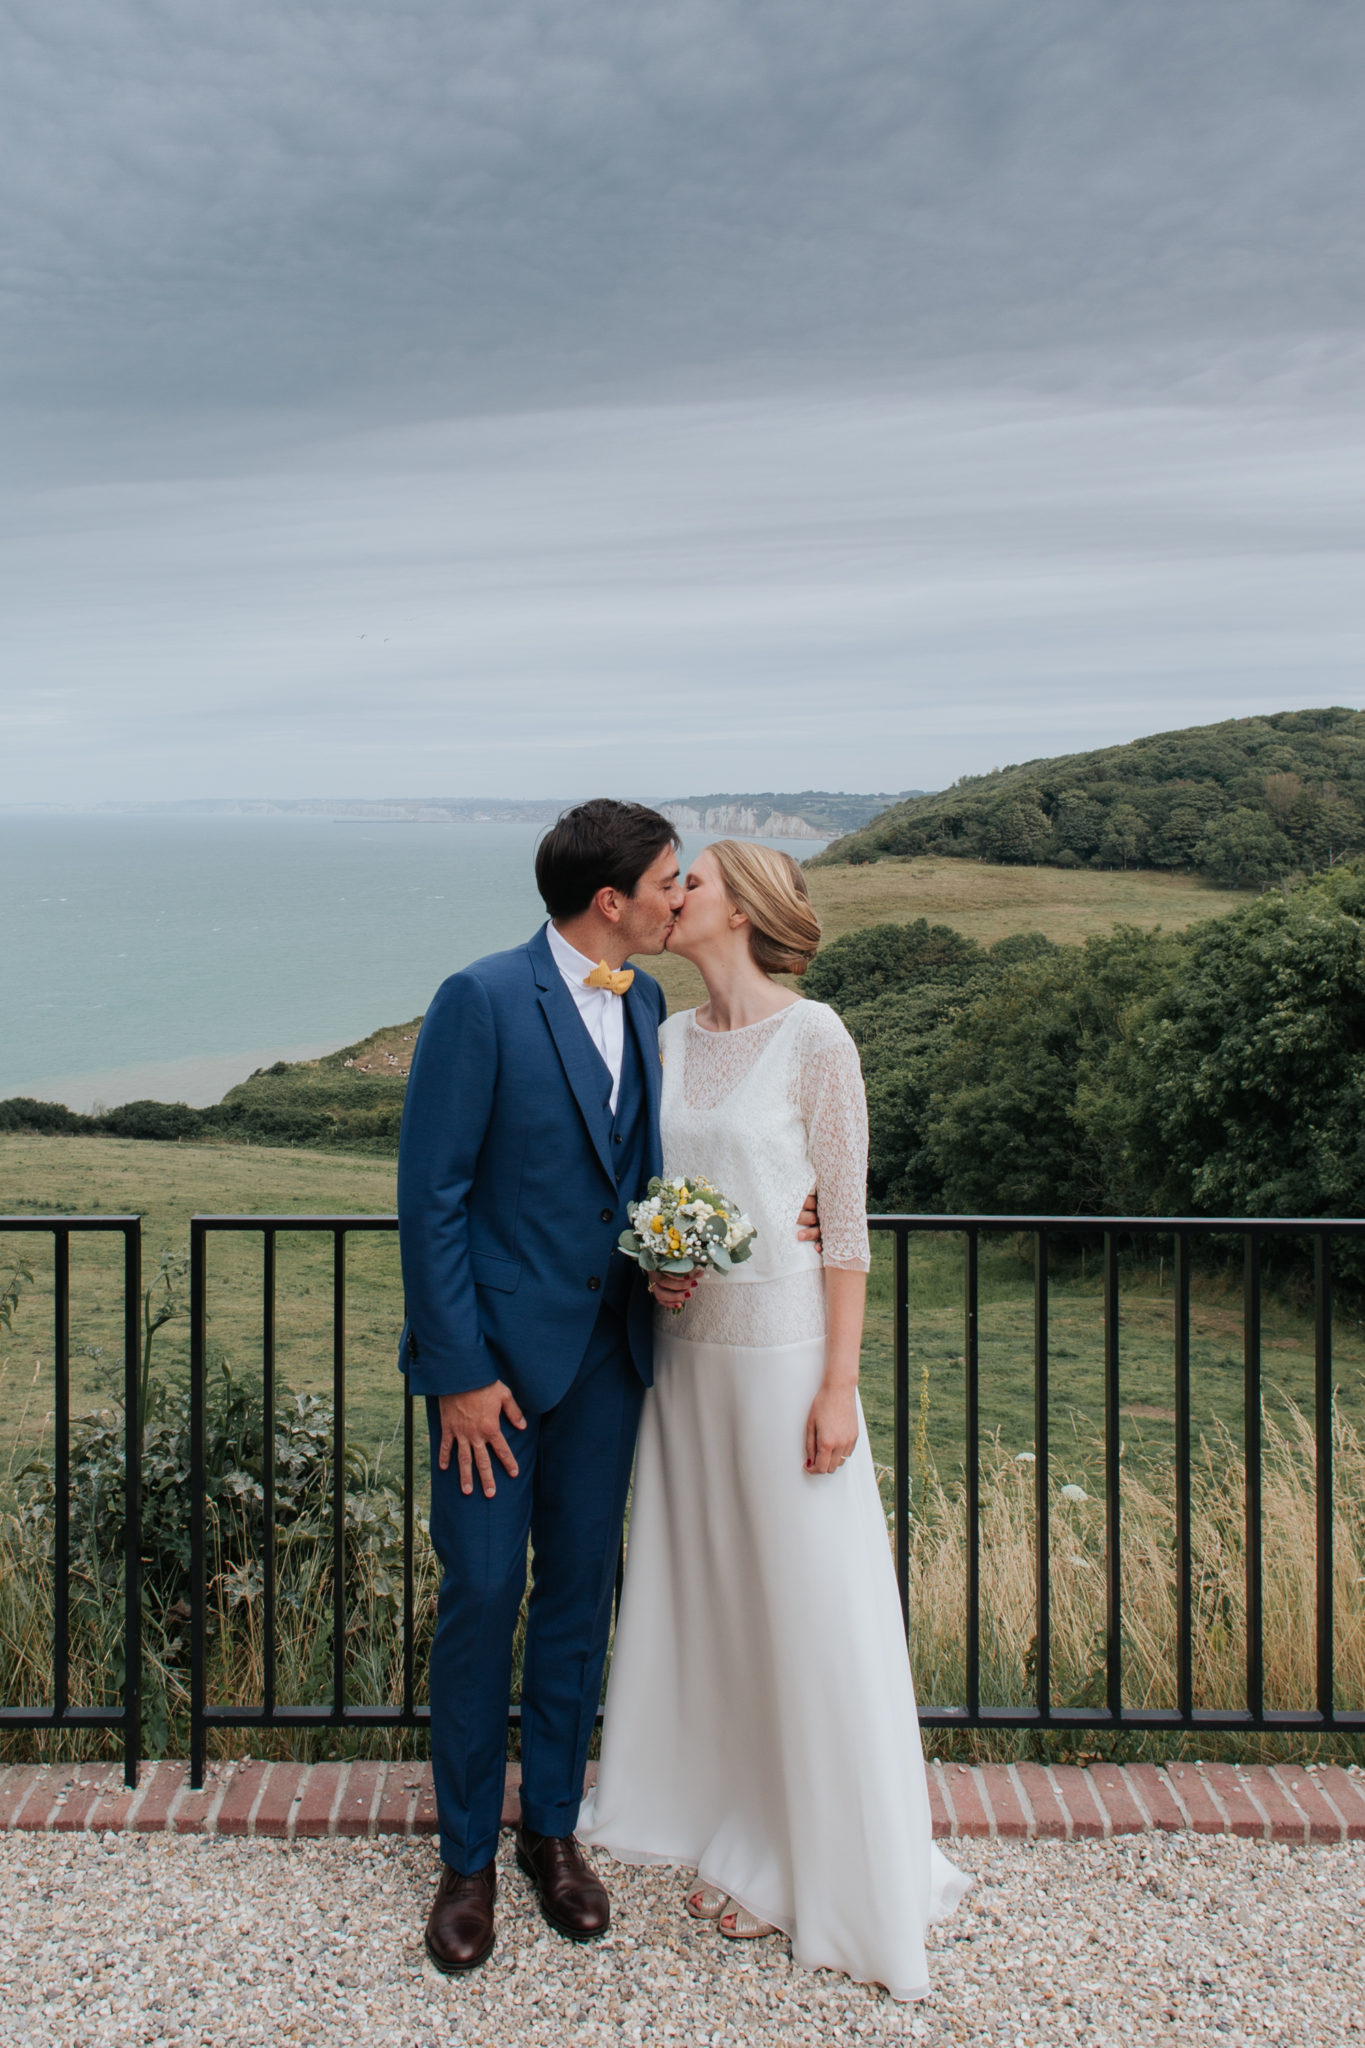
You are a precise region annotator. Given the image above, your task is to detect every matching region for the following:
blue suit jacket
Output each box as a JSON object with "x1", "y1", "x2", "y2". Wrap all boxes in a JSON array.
[{"x1": 396, "y1": 925, "x2": 665, "y2": 1410}]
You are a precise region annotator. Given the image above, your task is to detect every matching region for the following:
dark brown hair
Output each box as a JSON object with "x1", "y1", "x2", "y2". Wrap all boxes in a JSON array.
[{"x1": 535, "y1": 799, "x2": 681, "y2": 919}]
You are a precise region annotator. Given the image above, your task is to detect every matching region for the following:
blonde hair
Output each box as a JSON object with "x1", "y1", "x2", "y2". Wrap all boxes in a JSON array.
[{"x1": 706, "y1": 839, "x2": 822, "y2": 978}]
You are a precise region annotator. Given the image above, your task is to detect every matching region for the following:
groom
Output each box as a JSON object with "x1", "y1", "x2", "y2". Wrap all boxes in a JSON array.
[{"x1": 397, "y1": 800, "x2": 686, "y2": 1973}]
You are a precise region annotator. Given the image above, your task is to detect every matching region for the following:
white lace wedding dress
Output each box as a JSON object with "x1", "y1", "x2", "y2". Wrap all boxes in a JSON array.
[{"x1": 577, "y1": 999, "x2": 969, "y2": 2001}]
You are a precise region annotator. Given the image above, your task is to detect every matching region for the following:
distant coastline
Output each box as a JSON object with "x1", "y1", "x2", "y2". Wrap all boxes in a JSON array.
[{"x1": 1, "y1": 789, "x2": 924, "y2": 842}]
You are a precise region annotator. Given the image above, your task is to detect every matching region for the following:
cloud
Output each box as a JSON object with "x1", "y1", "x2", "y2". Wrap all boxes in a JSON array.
[
  {"x1": 1, "y1": 2, "x2": 1362, "y2": 802},
  {"x1": 4, "y1": 389, "x2": 1362, "y2": 801},
  {"x1": 2, "y1": 0, "x2": 1363, "y2": 417}
]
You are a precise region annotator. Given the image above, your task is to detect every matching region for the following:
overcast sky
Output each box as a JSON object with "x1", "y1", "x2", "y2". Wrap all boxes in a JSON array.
[{"x1": 3, "y1": 0, "x2": 1363, "y2": 803}]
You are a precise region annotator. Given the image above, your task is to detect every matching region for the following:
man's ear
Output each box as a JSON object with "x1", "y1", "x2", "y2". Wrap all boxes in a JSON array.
[{"x1": 594, "y1": 884, "x2": 625, "y2": 926}]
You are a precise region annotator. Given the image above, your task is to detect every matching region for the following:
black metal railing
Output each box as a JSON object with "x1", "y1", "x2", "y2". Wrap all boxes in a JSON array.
[
  {"x1": 0, "y1": 1216, "x2": 142, "y2": 1785},
  {"x1": 188, "y1": 1215, "x2": 411, "y2": 1788},
  {"x1": 6, "y1": 1210, "x2": 1363, "y2": 1786},
  {"x1": 876, "y1": 1215, "x2": 1363, "y2": 1738}
]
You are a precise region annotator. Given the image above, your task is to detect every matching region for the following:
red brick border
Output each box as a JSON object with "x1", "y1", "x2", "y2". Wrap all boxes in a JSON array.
[{"x1": 1, "y1": 1760, "x2": 1362, "y2": 1843}]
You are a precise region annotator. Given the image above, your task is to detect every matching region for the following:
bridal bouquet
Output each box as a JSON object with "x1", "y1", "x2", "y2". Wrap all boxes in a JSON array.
[{"x1": 617, "y1": 1175, "x2": 756, "y2": 1291}]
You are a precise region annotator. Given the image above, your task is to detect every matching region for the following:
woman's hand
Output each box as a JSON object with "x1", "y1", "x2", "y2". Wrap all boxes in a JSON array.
[
  {"x1": 650, "y1": 1269, "x2": 695, "y2": 1311},
  {"x1": 805, "y1": 1379, "x2": 859, "y2": 1474}
]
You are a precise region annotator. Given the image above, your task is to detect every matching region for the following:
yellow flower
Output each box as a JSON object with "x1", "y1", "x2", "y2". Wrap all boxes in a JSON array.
[
  {"x1": 649, "y1": 1215, "x2": 665, "y2": 1234},
  {"x1": 667, "y1": 1228, "x2": 683, "y2": 1251},
  {"x1": 678, "y1": 1187, "x2": 689, "y2": 1203}
]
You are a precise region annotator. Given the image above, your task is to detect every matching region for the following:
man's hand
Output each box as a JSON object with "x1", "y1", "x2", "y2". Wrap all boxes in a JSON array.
[
  {"x1": 797, "y1": 1187, "x2": 821, "y2": 1250},
  {"x1": 437, "y1": 1381, "x2": 528, "y2": 1499}
]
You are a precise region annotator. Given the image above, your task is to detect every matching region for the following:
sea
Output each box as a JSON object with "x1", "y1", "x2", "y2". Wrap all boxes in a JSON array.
[{"x1": 4, "y1": 813, "x2": 826, "y2": 1110}]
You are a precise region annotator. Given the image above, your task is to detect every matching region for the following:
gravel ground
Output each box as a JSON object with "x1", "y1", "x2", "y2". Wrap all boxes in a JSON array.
[{"x1": 0, "y1": 1830, "x2": 1360, "y2": 2047}]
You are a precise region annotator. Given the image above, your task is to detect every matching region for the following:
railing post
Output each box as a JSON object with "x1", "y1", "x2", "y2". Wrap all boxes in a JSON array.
[
  {"x1": 262, "y1": 1229, "x2": 277, "y2": 1723},
  {"x1": 964, "y1": 1228, "x2": 980, "y2": 1722},
  {"x1": 893, "y1": 1226, "x2": 910, "y2": 1631},
  {"x1": 122, "y1": 1221, "x2": 142, "y2": 1787},
  {"x1": 1103, "y1": 1231, "x2": 1122, "y2": 1722},
  {"x1": 402, "y1": 1387, "x2": 416, "y2": 1723},
  {"x1": 1243, "y1": 1233, "x2": 1263, "y2": 1724},
  {"x1": 1034, "y1": 1229, "x2": 1050, "y2": 1720},
  {"x1": 1315, "y1": 1234, "x2": 1334, "y2": 1724},
  {"x1": 189, "y1": 1220, "x2": 207, "y2": 1789},
  {"x1": 1174, "y1": 1231, "x2": 1193, "y2": 1725},
  {"x1": 332, "y1": 1230, "x2": 347, "y2": 1721},
  {"x1": 52, "y1": 1229, "x2": 71, "y2": 1727}
]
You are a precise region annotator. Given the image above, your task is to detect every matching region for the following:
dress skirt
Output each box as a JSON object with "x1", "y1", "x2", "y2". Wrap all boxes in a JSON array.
[{"x1": 577, "y1": 1329, "x2": 970, "y2": 2002}]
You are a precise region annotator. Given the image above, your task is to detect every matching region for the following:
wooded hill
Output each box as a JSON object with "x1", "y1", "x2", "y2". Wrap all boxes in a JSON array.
[{"x1": 814, "y1": 707, "x2": 1365, "y2": 887}]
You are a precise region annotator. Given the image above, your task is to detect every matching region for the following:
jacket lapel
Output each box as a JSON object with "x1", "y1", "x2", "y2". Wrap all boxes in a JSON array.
[{"x1": 528, "y1": 926, "x2": 617, "y2": 1185}]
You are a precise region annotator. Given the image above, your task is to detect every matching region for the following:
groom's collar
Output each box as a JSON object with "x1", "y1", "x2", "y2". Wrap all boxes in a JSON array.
[{"x1": 545, "y1": 920, "x2": 606, "y2": 987}]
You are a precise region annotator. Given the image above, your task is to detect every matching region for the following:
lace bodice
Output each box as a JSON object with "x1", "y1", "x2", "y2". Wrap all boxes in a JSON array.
[{"x1": 657, "y1": 999, "x2": 871, "y2": 1346}]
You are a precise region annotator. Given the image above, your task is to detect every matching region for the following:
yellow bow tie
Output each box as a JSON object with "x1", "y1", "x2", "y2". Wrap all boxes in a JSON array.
[{"x1": 584, "y1": 960, "x2": 634, "y2": 996}]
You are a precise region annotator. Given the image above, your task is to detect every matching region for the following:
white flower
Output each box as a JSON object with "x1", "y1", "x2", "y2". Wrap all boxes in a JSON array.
[
  {"x1": 1014, "y1": 1450, "x2": 1036, "y2": 1463},
  {"x1": 1060, "y1": 1484, "x2": 1089, "y2": 1503}
]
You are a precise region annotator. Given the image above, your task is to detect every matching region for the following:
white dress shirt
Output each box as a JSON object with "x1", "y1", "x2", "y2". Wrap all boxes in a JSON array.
[{"x1": 546, "y1": 921, "x2": 626, "y2": 1115}]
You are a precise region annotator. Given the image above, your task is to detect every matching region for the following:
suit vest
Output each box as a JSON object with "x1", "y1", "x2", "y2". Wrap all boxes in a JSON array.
[{"x1": 599, "y1": 999, "x2": 652, "y2": 1313}]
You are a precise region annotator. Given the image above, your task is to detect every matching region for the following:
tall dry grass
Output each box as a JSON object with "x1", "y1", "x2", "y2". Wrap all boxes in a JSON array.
[
  {"x1": 0, "y1": 1482, "x2": 448, "y2": 1766},
  {"x1": 3, "y1": 1409, "x2": 1362, "y2": 1768},
  {"x1": 900, "y1": 1400, "x2": 1365, "y2": 1763}
]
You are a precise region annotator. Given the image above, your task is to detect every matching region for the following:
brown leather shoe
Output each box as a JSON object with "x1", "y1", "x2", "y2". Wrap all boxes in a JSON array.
[
  {"x1": 515, "y1": 1826, "x2": 610, "y2": 1941},
  {"x1": 424, "y1": 1860, "x2": 497, "y2": 1974}
]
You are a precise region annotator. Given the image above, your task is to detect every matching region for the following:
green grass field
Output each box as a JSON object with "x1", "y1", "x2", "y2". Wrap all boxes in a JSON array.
[
  {"x1": 5, "y1": 1133, "x2": 1361, "y2": 1491},
  {"x1": 1, "y1": 1138, "x2": 402, "y2": 1472}
]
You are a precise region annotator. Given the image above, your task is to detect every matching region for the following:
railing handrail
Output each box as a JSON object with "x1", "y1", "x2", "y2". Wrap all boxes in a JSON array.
[
  {"x1": 185, "y1": 1210, "x2": 1365, "y2": 1232},
  {"x1": 872, "y1": 1213, "x2": 1365, "y2": 1233}
]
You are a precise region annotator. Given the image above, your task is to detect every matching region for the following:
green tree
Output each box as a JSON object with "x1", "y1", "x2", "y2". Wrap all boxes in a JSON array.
[
  {"x1": 845, "y1": 984, "x2": 970, "y2": 1209},
  {"x1": 926, "y1": 929, "x2": 1176, "y2": 1213},
  {"x1": 1051, "y1": 790, "x2": 1105, "y2": 860},
  {"x1": 1090, "y1": 866, "x2": 1365, "y2": 1238},
  {"x1": 1193, "y1": 808, "x2": 1293, "y2": 887},
  {"x1": 986, "y1": 800, "x2": 1053, "y2": 865},
  {"x1": 1098, "y1": 803, "x2": 1146, "y2": 869},
  {"x1": 802, "y1": 919, "x2": 981, "y2": 1007}
]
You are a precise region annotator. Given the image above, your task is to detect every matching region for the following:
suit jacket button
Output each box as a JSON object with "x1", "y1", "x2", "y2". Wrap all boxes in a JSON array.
[
  {"x1": 587, "y1": 1276, "x2": 601, "y2": 1291},
  {"x1": 613, "y1": 1134, "x2": 623, "y2": 1146},
  {"x1": 406, "y1": 1332, "x2": 419, "y2": 1360},
  {"x1": 600, "y1": 1207, "x2": 613, "y2": 1223}
]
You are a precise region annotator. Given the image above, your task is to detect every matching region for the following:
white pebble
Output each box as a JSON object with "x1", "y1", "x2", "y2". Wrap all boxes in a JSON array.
[{"x1": 0, "y1": 1830, "x2": 1360, "y2": 2044}]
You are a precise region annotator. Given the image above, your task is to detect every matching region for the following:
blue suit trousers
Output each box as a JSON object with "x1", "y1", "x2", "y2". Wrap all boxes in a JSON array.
[{"x1": 425, "y1": 1301, "x2": 646, "y2": 1872}]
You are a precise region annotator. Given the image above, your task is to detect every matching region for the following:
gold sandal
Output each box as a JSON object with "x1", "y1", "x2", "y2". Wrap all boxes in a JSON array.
[
  {"x1": 685, "y1": 1881, "x2": 730, "y2": 1921},
  {"x1": 718, "y1": 1902, "x2": 779, "y2": 1940}
]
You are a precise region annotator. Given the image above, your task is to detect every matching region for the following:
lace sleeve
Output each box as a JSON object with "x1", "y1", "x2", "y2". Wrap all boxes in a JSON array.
[{"x1": 798, "y1": 1005, "x2": 871, "y2": 1272}]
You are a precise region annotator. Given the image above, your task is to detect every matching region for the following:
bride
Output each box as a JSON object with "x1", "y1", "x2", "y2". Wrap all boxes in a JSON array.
[{"x1": 577, "y1": 840, "x2": 969, "y2": 2001}]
